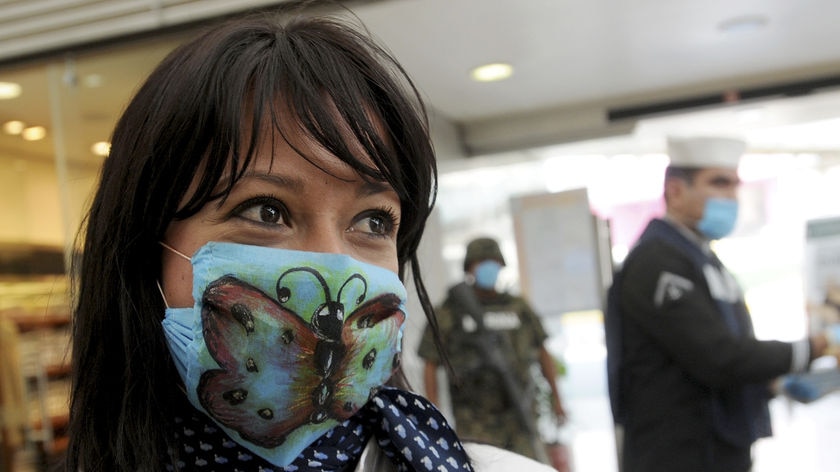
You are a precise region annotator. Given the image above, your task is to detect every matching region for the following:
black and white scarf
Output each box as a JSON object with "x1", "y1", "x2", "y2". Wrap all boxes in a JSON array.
[{"x1": 167, "y1": 387, "x2": 474, "y2": 472}]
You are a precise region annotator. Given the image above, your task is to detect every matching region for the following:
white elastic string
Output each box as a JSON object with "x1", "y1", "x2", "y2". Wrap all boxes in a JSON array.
[
  {"x1": 156, "y1": 280, "x2": 171, "y2": 309},
  {"x1": 158, "y1": 241, "x2": 192, "y2": 309},
  {"x1": 159, "y1": 241, "x2": 192, "y2": 262}
]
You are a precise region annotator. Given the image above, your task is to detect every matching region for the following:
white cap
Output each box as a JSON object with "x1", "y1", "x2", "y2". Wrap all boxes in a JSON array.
[{"x1": 666, "y1": 136, "x2": 746, "y2": 169}]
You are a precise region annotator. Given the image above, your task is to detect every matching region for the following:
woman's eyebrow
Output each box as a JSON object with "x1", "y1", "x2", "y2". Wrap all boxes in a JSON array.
[
  {"x1": 216, "y1": 172, "x2": 304, "y2": 192},
  {"x1": 359, "y1": 179, "x2": 394, "y2": 197},
  {"x1": 224, "y1": 171, "x2": 393, "y2": 198},
  {"x1": 250, "y1": 173, "x2": 305, "y2": 191}
]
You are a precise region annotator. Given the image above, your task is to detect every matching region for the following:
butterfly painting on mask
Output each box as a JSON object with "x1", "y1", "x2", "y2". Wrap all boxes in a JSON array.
[{"x1": 196, "y1": 267, "x2": 405, "y2": 449}]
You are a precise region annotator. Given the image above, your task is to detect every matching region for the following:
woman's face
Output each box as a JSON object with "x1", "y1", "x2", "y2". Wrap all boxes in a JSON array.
[{"x1": 160, "y1": 122, "x2": 402, "y2": 309}]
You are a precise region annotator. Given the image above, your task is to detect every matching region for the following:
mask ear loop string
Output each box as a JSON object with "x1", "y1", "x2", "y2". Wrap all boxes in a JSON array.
[
  {"x1": 160, "y1": 241, "x2": 192, "y2": 261},
  {"x1": 156, "y1": 280, "x2": 171, "y2": 309},
  {"x1": 158, "y1": 240, "x2": 192, "y2": 396},
  {"x1": 157, "y1": 241, "x2": 192, "y2": 309}
]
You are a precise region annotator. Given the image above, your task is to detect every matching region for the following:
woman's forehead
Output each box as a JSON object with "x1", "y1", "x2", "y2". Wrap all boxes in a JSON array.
[
  {"x1": 206, "y1": 112, "x2": 391, "y2": 194},
  {"x1": 248, "y1": 95, "x2": 388, "y2": 157}
]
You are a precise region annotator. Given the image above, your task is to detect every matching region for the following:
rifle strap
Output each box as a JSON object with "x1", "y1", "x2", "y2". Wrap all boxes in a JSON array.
[{"x1": 449, "y1": 282, "x2": 488, "y2": 333}]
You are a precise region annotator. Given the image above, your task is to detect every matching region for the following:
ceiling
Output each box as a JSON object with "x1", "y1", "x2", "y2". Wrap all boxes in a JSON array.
[
  {"x1": 348, "y1": 0, "x2": 840, "y2": 157},
  {"x1": 3, "y1": 0, "x2": 840, "y2": 168}
]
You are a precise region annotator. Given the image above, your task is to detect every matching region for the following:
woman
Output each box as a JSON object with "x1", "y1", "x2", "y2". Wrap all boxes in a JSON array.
[{"x1": 64, "y1": 7, "x2": 554, "y2": 472}]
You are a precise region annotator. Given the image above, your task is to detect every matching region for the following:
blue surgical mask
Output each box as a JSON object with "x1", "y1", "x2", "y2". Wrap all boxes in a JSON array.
[
  {"x1": 473, "y1": 260, "x2": 502, "y2": 289},
  {"x1": 697, "y1": 197, "x2": 738, "y2": 240},
  {"x1": 160, "y1": 242, "x2": 407, "y2": 467}
]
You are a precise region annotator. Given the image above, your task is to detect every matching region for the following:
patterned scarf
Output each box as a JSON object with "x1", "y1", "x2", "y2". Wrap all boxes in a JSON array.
[{"x1": 166, "y1": 387, "x2": 474, "y2": 472}]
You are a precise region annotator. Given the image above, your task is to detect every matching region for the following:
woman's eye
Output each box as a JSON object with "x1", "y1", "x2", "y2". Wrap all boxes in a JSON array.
[
  {"x1": 235, "y1": 198, "x2": 287, "y2": 225},
  {"x1": 366, "y1": 215, "x2": 388, "y2": 234},
  {"x1": 351, "y1": 210, "x2": 397, "y2": 237}
]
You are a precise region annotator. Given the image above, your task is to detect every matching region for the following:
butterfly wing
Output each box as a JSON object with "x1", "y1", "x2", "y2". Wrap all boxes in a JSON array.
[
  {"x1": 329, "y1": 293, "x2": 405, "y2": 417},
  {"x1": 198, "y1": 275, "x2": 320, "y2": 448}
]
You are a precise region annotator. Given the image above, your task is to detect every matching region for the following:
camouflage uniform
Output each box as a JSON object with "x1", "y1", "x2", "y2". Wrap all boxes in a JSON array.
[{"x1": 417, "y1": 286, "x2": 549, "y2": 460}]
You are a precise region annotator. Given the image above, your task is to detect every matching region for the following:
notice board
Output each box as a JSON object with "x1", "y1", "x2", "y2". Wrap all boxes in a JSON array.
[
  {"x1": 804, "y1": 216, "x2": 840, "y2": 335},
  {"x1": 510, "y1": 188, "x2": 607, "y2": 319}
]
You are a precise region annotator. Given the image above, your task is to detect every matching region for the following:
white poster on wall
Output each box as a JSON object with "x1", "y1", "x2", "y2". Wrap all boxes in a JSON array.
[
  {"x1": 510, "y1": 188, "x2": 606, "y2": 319},
  {"x1": 804, "y1": 216, "x2": 840, "y2": 335}
]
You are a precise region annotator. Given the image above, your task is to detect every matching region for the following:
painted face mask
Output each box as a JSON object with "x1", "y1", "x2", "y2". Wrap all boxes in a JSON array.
[
  {"x1": 161, "y1": 241, "x2": 407, "y2": 467},
  {"x1": 697, "y1": 197, "x2": 739, "y2": 240},
  {"x1": 473, "y1": 260, "x2": 502, "y2": 289}
]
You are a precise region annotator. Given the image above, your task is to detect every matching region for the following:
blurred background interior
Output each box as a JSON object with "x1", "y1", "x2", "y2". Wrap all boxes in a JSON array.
[{"x1": 1, "y1": 1, "x2": 839, "y2": 471}]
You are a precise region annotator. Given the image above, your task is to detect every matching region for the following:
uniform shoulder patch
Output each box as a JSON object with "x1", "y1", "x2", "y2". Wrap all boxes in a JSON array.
[{"x1": 653, "y1": 271, "x2": 694, "y2": 307}]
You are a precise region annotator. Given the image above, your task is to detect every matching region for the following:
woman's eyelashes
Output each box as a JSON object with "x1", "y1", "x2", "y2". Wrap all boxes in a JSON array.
[
  {"x1": 349, "y1": 207, "x2": 399, "y2": 238},
  {"x1": 229, "y1": 195, "x2": 399, "y2": 238},
  {"x1": 231, "y1": 195, "x2": 289, "y2": 227}
]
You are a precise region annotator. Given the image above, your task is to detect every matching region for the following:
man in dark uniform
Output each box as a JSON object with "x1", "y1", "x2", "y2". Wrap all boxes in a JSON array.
[
  {"x1": 605, "y1": 136, "x2": 835, "y2": 472},
  {"x1": 417, "y1": 237, "x2": 567, "y2": 463}
]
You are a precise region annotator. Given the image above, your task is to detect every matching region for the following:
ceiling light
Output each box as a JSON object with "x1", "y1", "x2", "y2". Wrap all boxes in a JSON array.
[
  {"x1": 470, "y1": 63, "x2": 514, "y2": 82},
  {"x1": 3, "y1": 120, "x2": 25, "y2": 135},
  {"x1": 21, "y1": 126, "x2": 46, "y2": 141},
  {"x1": 0, "y1": 81, "x2": 22, "y2": 99},
  {"x1": 718, "y1": 15, "x2": 768, "y2": 34},
  {"x1": 91, "y1": 141, "x2": 111, "y2": 156}
]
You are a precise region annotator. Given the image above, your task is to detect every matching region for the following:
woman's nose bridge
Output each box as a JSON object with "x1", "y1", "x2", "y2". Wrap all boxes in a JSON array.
[{"x1": 298, "y1": 220, "x2": 346, "y2": 254}]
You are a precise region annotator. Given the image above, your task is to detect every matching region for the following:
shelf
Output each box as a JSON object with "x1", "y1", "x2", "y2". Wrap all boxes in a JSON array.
[
  {"x1": 8, "y1": 313, "x2": 70, "y2": 333},
  {"x1": 52, "y1": 435, "x2": 69, "y2": 454},
  {"x1": 2, "y1": 307, "x2": 72, "y2": 466},
  {"x1": 44, "y1": 364, "x2": 71, "y2": 378},
  {"x1": 1, "y1": 279, "x2": 72, "y2": 470},
  {"x1": 31, "y1": 413, "x2": 69, "y2": 433}
]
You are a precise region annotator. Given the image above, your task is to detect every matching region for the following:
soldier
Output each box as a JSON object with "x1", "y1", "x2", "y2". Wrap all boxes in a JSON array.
[{"x1": 418, "y1": 237, "x2": 567, "y2": 464}]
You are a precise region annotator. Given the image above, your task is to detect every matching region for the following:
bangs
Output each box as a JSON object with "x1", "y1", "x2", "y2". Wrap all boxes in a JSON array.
[{"x1": 175, "y1": 16, "x2": 417, "y2": 218}]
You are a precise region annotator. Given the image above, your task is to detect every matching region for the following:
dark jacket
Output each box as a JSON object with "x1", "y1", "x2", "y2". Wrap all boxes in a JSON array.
[{"x1": 606, "y1": 218, "x2": 795, "y2": 472}]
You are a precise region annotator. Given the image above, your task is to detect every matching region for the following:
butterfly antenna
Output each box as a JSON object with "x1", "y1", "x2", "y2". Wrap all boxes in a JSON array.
[
  {"x1": 337, "y1": 273, "x2": 367, "y2": 306},
  {"x1": 276, "y1": 267, "x2": 331, "y2": 301}
]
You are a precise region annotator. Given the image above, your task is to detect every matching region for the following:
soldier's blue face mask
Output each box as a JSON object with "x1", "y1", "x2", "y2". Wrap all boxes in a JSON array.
[
  {"x1": 473, "y1": 260, "x2": 502, "y2": 289},
  {"x1": 697, "y1": 197, "x2": 738, "y2": 240}
]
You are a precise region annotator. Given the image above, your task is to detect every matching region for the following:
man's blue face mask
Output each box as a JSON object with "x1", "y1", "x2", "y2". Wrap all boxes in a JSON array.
[
  {"x1": 473, "y1": 260, "x2": 502, "y2": 289},
  {"x1": 697, "y1": 197, "x2": 739, "y2": 240}
]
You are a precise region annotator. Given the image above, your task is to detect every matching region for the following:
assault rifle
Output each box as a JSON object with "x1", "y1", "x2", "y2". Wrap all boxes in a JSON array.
[{"x1": 448, "y1": 282, "x2": 550, "y2": 464}]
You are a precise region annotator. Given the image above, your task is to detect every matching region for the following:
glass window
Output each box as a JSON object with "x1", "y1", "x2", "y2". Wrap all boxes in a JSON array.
[{"x1": 0, "y1": 32, "x2": 186, "y2": 469}]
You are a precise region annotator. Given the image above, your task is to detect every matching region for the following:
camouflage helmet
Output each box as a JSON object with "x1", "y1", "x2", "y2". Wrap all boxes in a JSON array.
[{"x1": 463, "y1": 237, "x2": 506, "y2": 271}]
